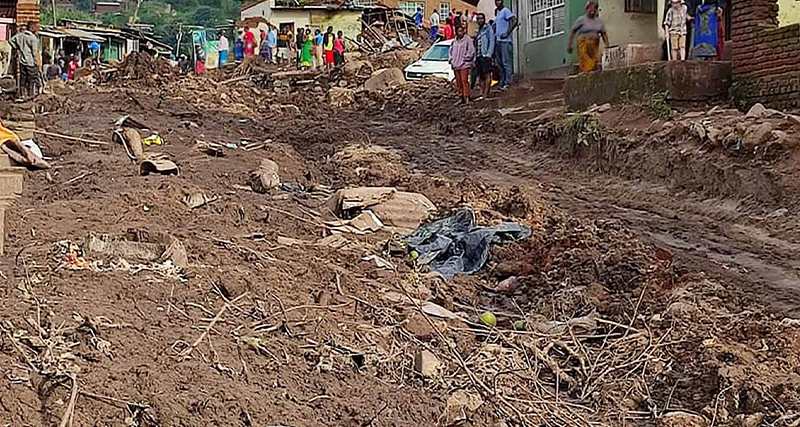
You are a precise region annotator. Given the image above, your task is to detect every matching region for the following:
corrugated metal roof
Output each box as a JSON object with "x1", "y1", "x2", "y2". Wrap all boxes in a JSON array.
[{"x1": 60, "y1": 28, "x2": 106, "y2": 42}]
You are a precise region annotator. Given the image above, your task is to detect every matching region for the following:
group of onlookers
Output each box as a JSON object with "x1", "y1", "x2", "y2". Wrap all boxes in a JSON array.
[
  {"x1": 436, "y1": 0, "x2": 517, "y2": 103},
  {"x1": 231, "y1": 25, "x2": 346, "y2": 71}
]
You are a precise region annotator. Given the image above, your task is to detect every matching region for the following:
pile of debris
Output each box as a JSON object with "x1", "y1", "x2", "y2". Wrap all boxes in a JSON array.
[
  {"x1": 357, "y1": 11, "x2": 426, "y2": 53},
  {"x1": 106, "y1": 52, "x2": 178, "y2": 86}
]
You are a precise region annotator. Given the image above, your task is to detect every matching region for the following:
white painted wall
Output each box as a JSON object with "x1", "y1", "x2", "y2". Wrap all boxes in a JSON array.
[
  {"x1": 272, "y1": 10, "x2": 313, "y2": 30},
  {"x1": 242, "y1": 0, "x2": 276, "y2": 22}
]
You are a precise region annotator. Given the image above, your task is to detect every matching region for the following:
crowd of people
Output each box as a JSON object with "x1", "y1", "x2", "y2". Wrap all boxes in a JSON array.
[
  {"x1": 434, "y1": 0, "x2": 517, "y2": 103},
  {"x1": 438, "y1": 0, "x2": 726, "y2": 101},
  {"x1": 212, "y1": 25, "x2": 347, "y2": 71}
]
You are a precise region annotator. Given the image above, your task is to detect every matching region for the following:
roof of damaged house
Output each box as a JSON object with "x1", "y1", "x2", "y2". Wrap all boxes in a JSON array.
[{"x1": 241, "y1": 0, "x2": 362, "y2": 11}]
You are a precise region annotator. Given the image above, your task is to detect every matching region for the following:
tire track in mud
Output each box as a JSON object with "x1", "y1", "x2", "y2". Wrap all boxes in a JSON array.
[{"x1": 365, "y1": 120, "x2": 800, "y2": 317}]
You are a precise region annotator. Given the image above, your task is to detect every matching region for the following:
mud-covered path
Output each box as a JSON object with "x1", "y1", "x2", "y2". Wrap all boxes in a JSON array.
[{"x1": 357, "y1": 87, "x2": 800, "y2": 317}]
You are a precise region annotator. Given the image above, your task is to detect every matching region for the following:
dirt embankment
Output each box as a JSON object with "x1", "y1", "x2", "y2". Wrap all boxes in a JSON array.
[{"x1": 0, "y1": 60, "x2": 798, "y2": 427}]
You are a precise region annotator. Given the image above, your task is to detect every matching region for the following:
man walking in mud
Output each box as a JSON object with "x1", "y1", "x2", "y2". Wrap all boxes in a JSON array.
[{"x1": 10, "y1": 21, "x2": 40, "y2": 99}]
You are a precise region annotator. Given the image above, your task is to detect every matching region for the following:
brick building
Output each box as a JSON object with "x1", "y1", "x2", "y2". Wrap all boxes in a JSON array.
[
  {"x1": 732, "y1": 0, "x2": 800, "y2": 109},
  {"x1": 16, "y1": 0, "x2": 39, "y2": 29}
]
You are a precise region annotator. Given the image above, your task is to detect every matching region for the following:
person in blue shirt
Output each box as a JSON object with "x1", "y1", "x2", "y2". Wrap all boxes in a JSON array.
[
  {"x1": 266, "y1": 26, "x2": 278, "y2": 64},
  {"x1": 473, "y1": 13, "x2": 495, "y2": 98},
  {"x1": 413, "y1": 7, "x2": 423, "y2": 28},
  {"x1": 494, "y1": 0, "x2": 517, "y2": 90}
]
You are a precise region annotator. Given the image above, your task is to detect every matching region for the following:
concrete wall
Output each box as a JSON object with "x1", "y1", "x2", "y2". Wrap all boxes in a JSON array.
[
  {"x1": 564, "y1": 61, "x2": 731, "y2": 110},
  {"x1": 601, "y1": 0, "x2": 657, "y2": 45},
  {"x1": 731, "y1": 0, "x2": 800, "y2": 109},
  {"x1": 310, "y1": 10, "x2": 362, "y2": 42},
  {"x1": 777, "y1": 0, "x2": 800, "y2": 25}
]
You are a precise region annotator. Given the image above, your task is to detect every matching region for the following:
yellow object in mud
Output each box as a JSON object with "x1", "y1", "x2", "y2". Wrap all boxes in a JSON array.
[
  {"x1": 143, "y1": 134, "x2": 163, "y2": 146},
  {"x1": 0, "y1": 121, "x2": 20, "y2": 146},
  {"x1": 480, "y1": 311, "x2": 497, "y2": 327}
]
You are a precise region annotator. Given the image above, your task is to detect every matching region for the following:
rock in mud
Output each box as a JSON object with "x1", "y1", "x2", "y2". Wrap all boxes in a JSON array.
[
  {"x1": 405, "y1": 312, "x2": 434, "y2": 339},
  {"x1": 659, "y1": 411, "x2": 709, "y2": 427},
  {"x1": 413, "y1": 350, "x2": 440, "y2": 378},
  {"x1": 364, "y1": 68, "x2": 406, "y2": 93},
  {"x1": 329, "y1": 87, "x2": 355, "y2": 108},
  {"x1": 742, "y1": 122, "x2": 775, "y2": 149},
  {"x1": 745, "y1": 103, "x2": 767, "y2": 119},
  {"x1": 444, "y1": 390, "x2": 483, "y2": 424},
  {"x1": 269, "y1": 104, "x2": 300, "y2": 115},
  {"x1": 735, "y1": 413, "x2": 764, "y2": 427},
  {"x1": 250, "y1": 159, "x2": 281, "y2": 193}
]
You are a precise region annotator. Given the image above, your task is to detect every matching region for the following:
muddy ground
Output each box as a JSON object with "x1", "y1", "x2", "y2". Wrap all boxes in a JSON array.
[{"x1": 0, "y1": 56, "x2": 798, "y2": 426}]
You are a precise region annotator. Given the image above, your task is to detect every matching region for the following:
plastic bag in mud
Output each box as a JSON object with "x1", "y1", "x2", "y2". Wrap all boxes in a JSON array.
[{"x1": 405, "y1": 209, "x2": 531, "y2": 277}]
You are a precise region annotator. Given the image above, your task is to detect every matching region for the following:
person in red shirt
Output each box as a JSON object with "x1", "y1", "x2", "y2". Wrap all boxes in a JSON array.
[
  {"x1": 243, "y1": 27, "x2": 256, "y2": 56},
  {"x1": 444, "y1": 18, "x2": 454, "y2": 40},
  {"x1": 67, "y1": 55, "x2": 78, "y2": 79}
]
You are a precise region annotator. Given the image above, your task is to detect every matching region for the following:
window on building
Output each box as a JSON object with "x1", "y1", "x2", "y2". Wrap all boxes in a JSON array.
[
  {"x1": 529, "y1": 0, "x2": 565, "y2": 41},
  {"x1": 399, "y1": 1, "x2": 425, "y2": 18},
  {"x1": 439, "y1": 2, "x2": 450, "y2": 16},
  {"x1": 625, "y1": 0, "x2": 656, "y2": 13}
]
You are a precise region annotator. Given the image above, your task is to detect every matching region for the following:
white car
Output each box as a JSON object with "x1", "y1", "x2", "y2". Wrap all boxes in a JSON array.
[{"x1": 404, "y1": 39, "x2": 455, "y2": 82}]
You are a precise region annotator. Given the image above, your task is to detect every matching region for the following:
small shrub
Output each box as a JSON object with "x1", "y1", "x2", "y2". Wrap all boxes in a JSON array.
[
  {"x1": 647, "y1": 91, "x2": 671, "y2": 119},
  {"x1": 563, "y1": 113, "x2": 603, "y2": 147}
]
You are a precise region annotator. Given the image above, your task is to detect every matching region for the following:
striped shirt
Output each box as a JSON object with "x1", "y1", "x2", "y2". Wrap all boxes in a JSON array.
[{"x1": 664, "y1": 5, "x2": 689, "y2": 35}]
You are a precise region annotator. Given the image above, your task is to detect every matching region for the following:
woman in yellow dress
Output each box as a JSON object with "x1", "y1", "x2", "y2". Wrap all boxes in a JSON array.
[{"x1": 567, "y1": 1, "x2": 610, "y2": 73}]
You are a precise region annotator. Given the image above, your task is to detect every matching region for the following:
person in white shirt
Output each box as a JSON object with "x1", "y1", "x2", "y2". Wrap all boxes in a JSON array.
[
  {"x1": 430, "y1": 9, "x2": 440, "y2": 40},
  {"x1": 218, "y1": 34, "x2": 230, "y2": 66}
]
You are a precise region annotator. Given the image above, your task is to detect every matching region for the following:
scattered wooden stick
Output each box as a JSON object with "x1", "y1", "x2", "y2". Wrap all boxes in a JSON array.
[
  {"x1": 179, "y1": 292, "x2": 248, "y2": 361},
  {"x1": 34, "y1": 129, "x2": 110, "y2": 145},
  {"x1": 65, "y1": 171, "x2": 95, "y2": 184},
  {"x1": 58, "y1": 375, "x2": 79, "y2": 427}
]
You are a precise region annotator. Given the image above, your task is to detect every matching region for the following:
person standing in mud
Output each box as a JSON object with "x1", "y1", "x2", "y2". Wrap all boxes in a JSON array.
[
  {"x1": 267, "y1": 26, "x2": 278, "y2": 64},
  {"x1": 567, "y1": 1, "x2": 609, "y2": 73},
  {"x1": 473, "y1": 13, "x2": 495, "y2": 99},
  {"x1": 9, "y1": 21, "x2": 40, "y2": 98},
  {"x1": 295, "y1": 28, "x2": 306, "y2": 68},
  {"x1": 494, "y1": 0, "x2": 517, "y2": 90},
  {"x1": 663, "y1": 0, "x2": 691, "y2": 61},
  {"x1": 334, "y1": 31, "x2": 346, "y2": 67},
  {"x1": 449, "y1": 24, "x2": 475, "y2": 105},
  {"x1": 323, "y1": 26, "x2": 335, "y2": 71},
  {"x1": 430, "y1": 9, "x2": 441, "y2": 40},
  {"x1": 313, "y1": 29, "x2": 324, "y2": 69},
  {"x1": 276, "y1": 27, "x2": 290, "y2": 65},
  {"x1": 243, "y1": 26, "x2": 256, "y2": 57}
]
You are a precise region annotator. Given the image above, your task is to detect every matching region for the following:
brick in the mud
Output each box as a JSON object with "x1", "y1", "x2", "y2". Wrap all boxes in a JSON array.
[{"x1": 413, "y1": 350, "x2": 440, "y2": 378}]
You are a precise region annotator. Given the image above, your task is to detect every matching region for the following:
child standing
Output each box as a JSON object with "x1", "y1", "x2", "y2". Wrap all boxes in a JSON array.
[
  {"x1": 449, "y1": 25, "x2": 475, "y2": 104},
  {"x1": 663, "y1": 0, "x2": 691, "y2": 61}
]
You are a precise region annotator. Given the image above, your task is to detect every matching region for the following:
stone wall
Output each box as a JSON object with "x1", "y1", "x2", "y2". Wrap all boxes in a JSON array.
[
  {"x1": 564, "y1": 61, "x2": 731, "y2": 111},
  {"x1": 731, "y1": 0, "x2": 800, "y2": 109}
]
